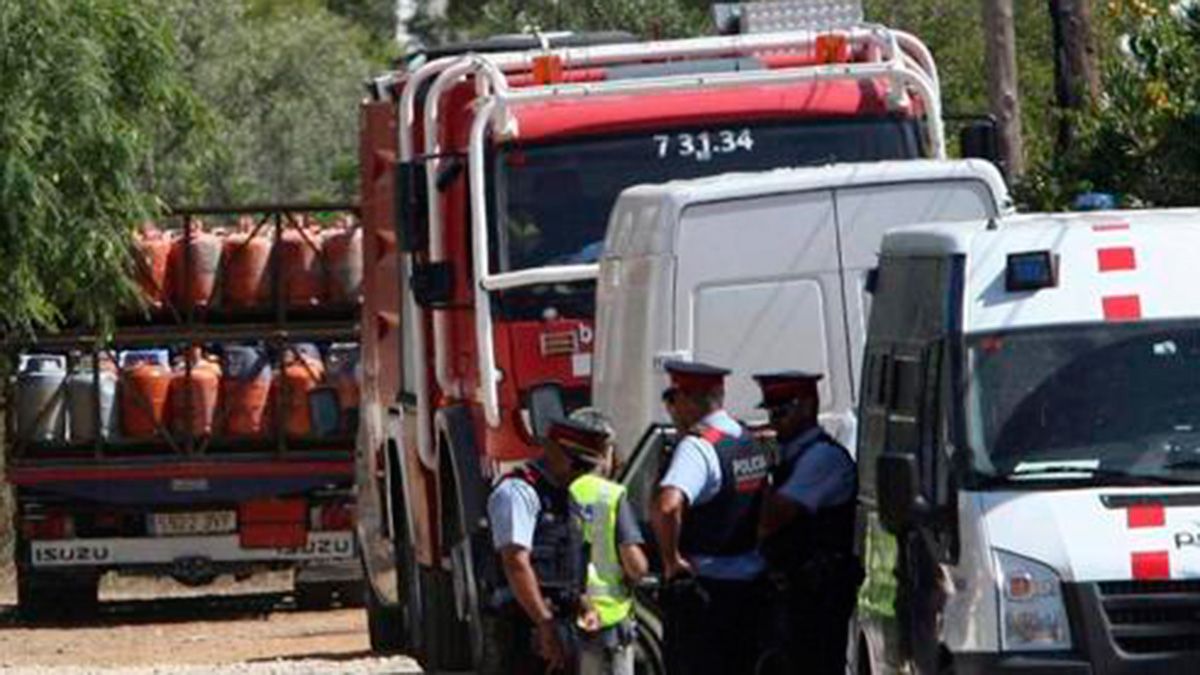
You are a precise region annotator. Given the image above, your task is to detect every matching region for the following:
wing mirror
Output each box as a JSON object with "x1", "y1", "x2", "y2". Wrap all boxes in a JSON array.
[
  {"x1": 877, "y1": 452, "x2": 930, "y2": 533},
  {"x1": 526, "y1": 382, "x2": 566, "y2": 444}
]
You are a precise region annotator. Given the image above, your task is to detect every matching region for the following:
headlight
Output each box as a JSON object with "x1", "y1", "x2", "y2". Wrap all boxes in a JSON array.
[{"x1": 994, "y1": 549, "x2": 1072, "y2": 651}]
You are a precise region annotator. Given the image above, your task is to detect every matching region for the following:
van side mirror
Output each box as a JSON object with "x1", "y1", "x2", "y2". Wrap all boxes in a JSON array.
[
  {"x1": 527, "y1": 382, "x2": 566, "y2": 443},
  {"x1": 395, "y1": 160, "x2": 429, "y2": 252},
  {"x1": 877, "y1": 453, "x2": 929, "y2": 533},
  {"x1": 959, "y1": 119, "x2": 1001, "y2": 168}
]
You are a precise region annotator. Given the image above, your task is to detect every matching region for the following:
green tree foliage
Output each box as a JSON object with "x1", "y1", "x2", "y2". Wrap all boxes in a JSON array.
[
  {"x1": 0, "y1": 0, "x2": 204, "y2": 334},
  {"x1": 158, "y1": 0, "x2": 385, "y2": 204},
  {"x1": 1022, "y1": 0, "x2": 1200, "y2": 208},
  {"x1": 437, "y1": 0, "x2": 710, "y2": 40}
]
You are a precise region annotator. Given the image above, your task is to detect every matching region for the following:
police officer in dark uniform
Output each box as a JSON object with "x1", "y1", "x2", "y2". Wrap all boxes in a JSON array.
[
  {"x1": 487, "y1": 419, "x2": 591, "y2": 673},
  {"x1": 754, "y1": 371, "x2": 862, "y2": 675},
  {"x1": 652, "y1": 361, "x2": 772, "y2": 675}
]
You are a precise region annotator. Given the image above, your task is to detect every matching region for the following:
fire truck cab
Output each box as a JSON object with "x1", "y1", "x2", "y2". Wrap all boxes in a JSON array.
[{"x1": 356, "y1": 15, "x2": 957, "y2": 670}]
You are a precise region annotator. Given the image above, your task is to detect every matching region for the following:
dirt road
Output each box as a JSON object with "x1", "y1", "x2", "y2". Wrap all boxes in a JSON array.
[{"x1": 0, "y1": 566, "x2": 420, "y2": 674}]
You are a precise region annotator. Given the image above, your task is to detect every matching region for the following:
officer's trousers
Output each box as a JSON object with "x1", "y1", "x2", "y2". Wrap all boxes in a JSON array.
[
  {"x1": 663, "y1": 577, "x2": 766, "y2": 675},
  {"x1": 578, "y1": 620, "x2": 635, "y2": 675},
  {"x1": 771, "y1": 585, "x2": 857, "y2": 675}
]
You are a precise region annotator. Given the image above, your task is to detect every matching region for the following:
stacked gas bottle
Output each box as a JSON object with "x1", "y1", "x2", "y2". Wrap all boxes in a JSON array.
[
  {"x1": 132, "y1": 214, "x2": 363, "y2": 312},
  {"x1": 13, "y1": 343, "x2": 360, "y2": 445}
]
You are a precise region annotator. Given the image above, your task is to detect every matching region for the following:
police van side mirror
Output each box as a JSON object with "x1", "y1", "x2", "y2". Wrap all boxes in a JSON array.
[
  {"x1": 527, "y1": 382, "x2": 566, "y2": 443},
  {"x1": 877, "y1": 453, "x2": 929, "y2": 533},
  {"x1": 958, "y1": 119, "x2": 1002, "y2": 171}
]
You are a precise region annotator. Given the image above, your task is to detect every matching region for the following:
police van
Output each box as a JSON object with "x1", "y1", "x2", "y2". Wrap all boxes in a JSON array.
[
  {"x1": 856, "y1": 210, "x2": 1200, "y2": 673},
  {"x1": 593, "y1": 159, "x2": 1012, "y2": 457}
]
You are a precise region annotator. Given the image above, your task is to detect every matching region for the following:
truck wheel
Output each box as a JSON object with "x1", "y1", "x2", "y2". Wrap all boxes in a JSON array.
[
  {"x1": 419, "y1": 564, "x2": 472, "y2": 670},
  {"x1": 17, "y1": 568, "x2": 100, "y2": 622},
  {"x1": 365, "y1": 577, "x2": 406, "y2": 653},
  {"x1": 634, "y1": 619, "x2": 666, "y2": 675}
]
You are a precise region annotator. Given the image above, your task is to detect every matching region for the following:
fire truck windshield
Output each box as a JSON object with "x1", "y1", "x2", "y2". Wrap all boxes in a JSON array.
[{"x1": 489, "y1": 117, "x2": 925, "y2": 274}]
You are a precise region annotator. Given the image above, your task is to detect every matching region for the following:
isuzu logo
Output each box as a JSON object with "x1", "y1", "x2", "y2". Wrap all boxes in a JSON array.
[{"x1": 32, "y1": 544, "x2": 112, "y2": 565}]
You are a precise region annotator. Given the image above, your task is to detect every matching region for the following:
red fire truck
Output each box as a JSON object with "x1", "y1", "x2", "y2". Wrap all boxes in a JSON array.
[{"x1": 356, "y1": 16, "x2": 959, "y2": 671}]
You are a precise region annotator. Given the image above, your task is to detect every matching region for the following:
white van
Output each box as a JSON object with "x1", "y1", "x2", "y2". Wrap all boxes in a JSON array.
[
  {"x1": 593, "y1": 159, "x2": 1012, "y2": 457},
  {"x1": 856, "y1": 210, "x2": 1200, "y2": 673}
]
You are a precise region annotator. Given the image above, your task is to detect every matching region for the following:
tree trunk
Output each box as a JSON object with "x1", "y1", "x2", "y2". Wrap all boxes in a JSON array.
[
  {"x1": 1049, "y1": 0, "x2": 1100, "y2": 153},
  {"x1": 982, "y1": 0, "x2": 1025, "y2": 177}
]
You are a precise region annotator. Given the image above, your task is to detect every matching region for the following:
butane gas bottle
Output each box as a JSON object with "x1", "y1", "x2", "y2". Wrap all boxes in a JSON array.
[
  {"x1": 16, "y1": 354, "x2": 67, "y2": 443},
  {"x1": 66, "y1": 353, "x2": 118, "y2": 443},
  {"x1": 326, "y1": 342, "x2": 360, "y2": 433},
  {"x1": 168, "y1": 221, "x2": 223, "y2": 311},
  {"x1": 279, "y1": 217, "x2": 325, "y2": 308},
  {"x1": 221, "y1": 345, "x2": 271, "y2": 437},
  {"x1": 169, "y1": 347, "x2": 221, "y2": 437},
  {"x1": 272, "y1": 343, "x2": 325, "y2": 437},
  {"x1": 323, "y1": 217, "x2": 363, "y2": 304},
  {"x1": 222, "y1": 216, "x2": 272, "y2": 309},
  {"x1": 134, "y1": 223, "x2": 172, "y2": 308},
  {"x1": 119, "y1": 349, "x2": 171, "y2": 439}
]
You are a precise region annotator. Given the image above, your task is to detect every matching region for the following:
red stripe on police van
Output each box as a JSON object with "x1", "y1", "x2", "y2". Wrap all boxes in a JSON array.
[
  {"x1": 1092, "y1": 222, "x2": 1130, "y2": 232},
  {"x1": 1131, "y1": 551, "x2": 1170, "y2": 580},
  {"x1": 1127, "y1": 503, "x2": 1165, "y2": 529},
  {"x1": 1097, "y1": 247, "x2": 1136, "y2": 272},
  {"x1": 1102, "y1": 295, "x2": 1142, "y2": 321}
]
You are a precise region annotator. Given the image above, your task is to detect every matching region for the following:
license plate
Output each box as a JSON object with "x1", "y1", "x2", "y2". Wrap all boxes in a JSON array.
[{"x1": 150, "y1": 511, "x2": 237, "y2": 536}]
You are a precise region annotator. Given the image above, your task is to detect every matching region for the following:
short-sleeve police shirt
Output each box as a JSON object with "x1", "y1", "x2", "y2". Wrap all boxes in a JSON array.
[
  {"x1": 776, "y1": 427, "x2": 856, "y2": 512},
  {"x1": 488, "y1": 476, "x2": 541, "y2": 551}
]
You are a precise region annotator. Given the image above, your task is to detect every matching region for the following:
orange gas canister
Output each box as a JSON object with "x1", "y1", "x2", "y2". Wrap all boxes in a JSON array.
[
  {"x1": 279, "y1": 221, "x2": 325, "y2": 308},
  {"x1": 169, "y1": 347, "x2": 221, "y2": 437},
  {"x1": 222, "y1": 217, "x2": 272, "y2": 308},
  {"x1": 221, "y1": 345, "x2": 272, "y2": 437},
  {"x1": 271, "y1": 344, "x2": 325, "y2": 437},
  {"x1": 323, "y1": 218, "x2": 363, "y2": 304},
  {"x1": 119, "y1": 350, "x2": 172, "y2": 439},
  {"x1": 134, "y1": 224, "x2": 172, "y2": 308},
  {"x1": 168, "y1": 222, "x2": 223, "y2": 311}
]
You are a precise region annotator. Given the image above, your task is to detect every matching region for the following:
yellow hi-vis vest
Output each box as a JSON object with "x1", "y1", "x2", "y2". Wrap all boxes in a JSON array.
[{"x1": 569, "y1": 473, "x2": 633, "y2": 628}]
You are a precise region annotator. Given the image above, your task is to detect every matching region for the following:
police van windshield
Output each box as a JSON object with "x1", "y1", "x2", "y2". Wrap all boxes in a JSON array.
[
  {"x1": 489, "y1": 117, "x2": 924, "y2": 274},
  {"x1": 965, "y1": 321, "x2": 1200, "y2": 485}
]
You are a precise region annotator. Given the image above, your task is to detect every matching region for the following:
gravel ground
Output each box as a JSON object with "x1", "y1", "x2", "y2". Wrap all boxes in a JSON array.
[{"x1": 0, "y1": 567, "x2": 421, "y2": 675}]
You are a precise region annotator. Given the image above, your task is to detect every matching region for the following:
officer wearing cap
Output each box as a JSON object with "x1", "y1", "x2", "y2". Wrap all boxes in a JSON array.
[
  {"x1": 487, "y1": 416, "x2": 588, "y2": 672},
  {"x1": 754, "y1": 371, "x2": 861, "y2": 675},
  {"x1": 559, "y1": 409, "x2": 649, "y2": 675},
  {"x1": 651, "y1": 361, "x2": 771, "y2": 675}
]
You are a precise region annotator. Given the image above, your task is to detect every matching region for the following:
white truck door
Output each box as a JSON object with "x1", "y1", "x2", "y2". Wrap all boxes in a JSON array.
[
  {"x1": 834, "y1": 179, "x2": 999, "y2": 403},
  {"x1": 674, "y1": 190, "x2": 844, "y2": 427}
]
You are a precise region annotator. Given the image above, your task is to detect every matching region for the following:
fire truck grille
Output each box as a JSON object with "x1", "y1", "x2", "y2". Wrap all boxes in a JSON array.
[
  {"x1": 539, "y1": 331, "x2": 578, "y2": 357},
  {"x1": 1098, "y1": 579, "x2": 1200, "y2": 654}
]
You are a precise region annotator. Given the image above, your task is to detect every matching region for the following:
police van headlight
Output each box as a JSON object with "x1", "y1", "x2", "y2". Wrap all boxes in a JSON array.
[{"x1": 994, "y1": 549, "x2": 1072, "y2": 651}]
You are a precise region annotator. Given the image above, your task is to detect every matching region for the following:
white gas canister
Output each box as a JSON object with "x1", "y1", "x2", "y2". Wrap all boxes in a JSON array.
[
  {"x1": 66, "y1": 354, "x2": 118, "y2": 443},
  {"x1": 16, "y1": 354, "x2": 68, "y2": 443}
]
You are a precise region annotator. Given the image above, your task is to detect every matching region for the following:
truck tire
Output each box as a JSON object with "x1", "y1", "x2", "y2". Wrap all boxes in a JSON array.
[
  {"x1": 366, "y1": 577, "x2": 406, "y2": 653},
  {"x1": 16, "y1": 567, "x2": 100, "y2": 623},
  {"x1": 419, "y1": 564, "x2": 472, "y2": 671}
]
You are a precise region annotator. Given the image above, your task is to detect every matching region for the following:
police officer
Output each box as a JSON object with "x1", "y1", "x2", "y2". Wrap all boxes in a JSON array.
[
  {"x1": 558, "y1": 410, "x2": 649, "y2": 675},
  {"x1": 488, "y1": 417, "x2": 588, "y2": 673},
  {"x1": 753, "y1": 371, "x2": 861, "y2": 675},
  {"x1": 651, "y1": 361, "x2": 771, "y2": 675}
]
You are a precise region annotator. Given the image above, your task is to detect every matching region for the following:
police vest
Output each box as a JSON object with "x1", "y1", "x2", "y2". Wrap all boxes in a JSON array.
[
  {"x1": 569, "y1": 474, "x2": 633, "y2": 628},
  {"x1": 503, "y1": 465, "x2": 584, "y2": 604},
  {"x1": 678, "y1": 424, "x2": 770, "y2": 558},
  {"x1": 762, "y1": 431, "x2": 859, "y2": 587}
]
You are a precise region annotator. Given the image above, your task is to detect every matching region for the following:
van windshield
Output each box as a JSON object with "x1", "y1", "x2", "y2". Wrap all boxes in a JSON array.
[
  {"x1": 966, "y1": 321, "x2": 1200, "y2": 484},
  {"x1": 489, "y1": 118, "x2": 924, "y2": 273}
]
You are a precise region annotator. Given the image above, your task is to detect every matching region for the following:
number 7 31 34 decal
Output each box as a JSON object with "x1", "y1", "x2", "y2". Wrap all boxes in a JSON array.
[{"x1": 653, "y1": 128, "x2": 756, "y2": 163}]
